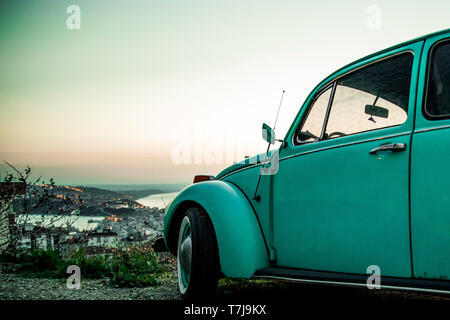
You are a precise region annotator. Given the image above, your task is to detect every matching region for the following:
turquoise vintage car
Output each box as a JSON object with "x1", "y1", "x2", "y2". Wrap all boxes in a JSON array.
[{"x1": 163, "y1": 29, "x2": 450, "y2": 298}]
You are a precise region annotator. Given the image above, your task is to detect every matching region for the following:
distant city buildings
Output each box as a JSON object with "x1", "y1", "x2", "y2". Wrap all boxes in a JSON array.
[
  {"x1": 87, "y1": 230, "x2": 118, "y2": 247},
  {"x1": 1, "y1": 184, "x2": 165, "y2": 256}
]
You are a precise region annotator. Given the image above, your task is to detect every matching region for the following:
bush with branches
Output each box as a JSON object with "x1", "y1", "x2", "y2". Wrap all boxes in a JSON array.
[{"x1": 0, "y1": 162, "x2": 83, "y2": 254}]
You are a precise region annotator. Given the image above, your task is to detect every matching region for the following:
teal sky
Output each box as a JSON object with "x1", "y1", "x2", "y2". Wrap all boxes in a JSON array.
[{"x1": 1, "y1": 0, "x2": 449, "y2": 185}]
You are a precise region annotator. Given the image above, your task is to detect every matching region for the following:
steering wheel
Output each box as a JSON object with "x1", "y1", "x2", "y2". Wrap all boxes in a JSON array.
[{"x1": 327, "y1": 131, "x2": 346, "y2": 138}]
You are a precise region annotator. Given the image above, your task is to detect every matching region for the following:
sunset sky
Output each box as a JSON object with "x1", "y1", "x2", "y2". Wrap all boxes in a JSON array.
[{"x1": 1, "y1": 0, "x2": 449, "y2": 185}]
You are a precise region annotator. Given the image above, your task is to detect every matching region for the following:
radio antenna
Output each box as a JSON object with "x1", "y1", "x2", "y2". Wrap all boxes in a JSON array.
[
  {"x1": 253, "y1": 90, "x2": 285, "y2": 202},
  {"x1": 273, "y1": 90, "x2": 285, "y2": 131}
]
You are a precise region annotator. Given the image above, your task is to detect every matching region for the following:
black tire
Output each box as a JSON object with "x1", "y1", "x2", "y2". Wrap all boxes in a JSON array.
[{"x1": 176, "y1": 207, "x2": 220, "y2": 300}]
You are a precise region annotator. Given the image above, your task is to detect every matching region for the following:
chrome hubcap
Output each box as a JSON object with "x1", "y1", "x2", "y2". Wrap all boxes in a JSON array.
[
  {"x1": 179, "y1": 235, "x2": 192, "y2": 277},
  {"x1": 177, "y1": 216, "x2": 192, "y2": 294}
]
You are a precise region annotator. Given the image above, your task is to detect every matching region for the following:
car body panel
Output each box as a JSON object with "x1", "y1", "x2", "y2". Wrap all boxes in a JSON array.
[
  {"x1": 274, "y1": 132, "x2": 413, "y2": 276},
  {"x1": 222, "y1": 165, "x2": 273, "y2": 254},
  {"x1": 163, "y1": 180, "x2": 270, "y2": 278},
  {"x1": 411, "y1": 32, "x2": 450, "y2": 280}
]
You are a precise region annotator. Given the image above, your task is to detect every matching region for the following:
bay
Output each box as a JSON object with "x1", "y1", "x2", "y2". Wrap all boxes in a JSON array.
[
  {"x1": 136, "y1": 192, "x2": 178, "y2": 209},
  {"x1": 19, "y1": 215, "x2": 104, "y2": 231}
]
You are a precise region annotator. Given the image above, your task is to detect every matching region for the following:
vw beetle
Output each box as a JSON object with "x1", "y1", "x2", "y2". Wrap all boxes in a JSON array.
[{"x1": 163, "y1": 29, "x2": 450, "y2": 299}]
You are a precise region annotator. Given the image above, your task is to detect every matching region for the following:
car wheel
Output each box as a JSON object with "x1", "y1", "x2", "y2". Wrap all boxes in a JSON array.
[{"x1": 177, "y1": 207, "x2": 220, "y2": 299}]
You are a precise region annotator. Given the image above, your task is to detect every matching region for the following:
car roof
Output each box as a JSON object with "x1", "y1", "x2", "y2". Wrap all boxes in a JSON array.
[
  {"x1": 334, "y1": 28, "x2": 450, "y2": 78},
  {"x1": 284, "y1": 29, "x2": 450, "y2": 142}
]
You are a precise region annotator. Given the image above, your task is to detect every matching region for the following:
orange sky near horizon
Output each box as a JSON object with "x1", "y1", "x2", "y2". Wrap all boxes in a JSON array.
[{"x1": 1, "y1": 0, "x2": 449, "y2": 184}]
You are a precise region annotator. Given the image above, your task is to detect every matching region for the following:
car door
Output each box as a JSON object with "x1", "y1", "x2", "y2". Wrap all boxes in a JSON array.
[
  {"x1": 411, "y1": 33, "x2": 450, "y2": 280},
  {"x1": 273, "y1": 42, "x2": 423, "y2": 278}
]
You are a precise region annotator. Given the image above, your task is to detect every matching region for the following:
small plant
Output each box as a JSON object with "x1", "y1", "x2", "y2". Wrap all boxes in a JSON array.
[
  {"x1": 109, "y1": 245, "x2": 163, "y2": 287},
  {"x1": 56, "y1": 248, "x2": 111, "y2": 279},
  {"x1": 2, "y1": 244, "x2": 168, "y2": 287},
  {"x1": 15, "y1": 248, "x2": 62, "y2": 278}
]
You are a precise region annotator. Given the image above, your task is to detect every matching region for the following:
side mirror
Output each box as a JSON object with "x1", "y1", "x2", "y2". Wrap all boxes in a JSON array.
[{"x1": 262, "y1": 123, "x2": 275, "y2": 144}]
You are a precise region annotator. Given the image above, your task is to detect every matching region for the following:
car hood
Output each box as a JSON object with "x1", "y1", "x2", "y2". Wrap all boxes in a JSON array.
[{"x1": 215, "y1": 150, "x2": 275, "y2": 179}]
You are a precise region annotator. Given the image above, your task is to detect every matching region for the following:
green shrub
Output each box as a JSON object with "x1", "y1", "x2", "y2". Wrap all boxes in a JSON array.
[
  {"x1": 56, "y1": 248, "x2": 111, "y2": 279},
  {"x1": 13, "y1": 248, "x2": 62, "y2": 277},
  {"x1": 109, "y1": 245, "x2": 162, "y2": 287},
  {"x1": 17, "y1": 248, "x2": 61, "y2": 272},
  {"x1": 6, "y1": 245, "x2": 166, "y2": 287},
  {"x1": 0, "y1": 252, "x2": 19, "y2": 264}
]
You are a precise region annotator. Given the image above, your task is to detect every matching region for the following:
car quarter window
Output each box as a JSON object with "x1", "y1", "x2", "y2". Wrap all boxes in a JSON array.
[
  {"x1": 425, "y1": 40, "x2": 450, "y2": 118},
  {"x1": 295, "y1": 86, "x2": 332, "y2": 144},
  {"x1": 324, "y1": 53, "x2": 414, "y2": 140}
]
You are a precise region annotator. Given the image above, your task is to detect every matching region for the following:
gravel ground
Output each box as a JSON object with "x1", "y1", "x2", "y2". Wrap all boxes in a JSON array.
[
  {"x1": 1, "y1": 272, "x2": 449, "y2": 301},
  {"x1": 0, "y1": 272, "x2": 181, "y2": 300}
]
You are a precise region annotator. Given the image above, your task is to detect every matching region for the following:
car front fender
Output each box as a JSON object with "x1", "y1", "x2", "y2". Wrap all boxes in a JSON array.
[{"x1": 163, "y1": 180, "x2": 269, "y2": 278}]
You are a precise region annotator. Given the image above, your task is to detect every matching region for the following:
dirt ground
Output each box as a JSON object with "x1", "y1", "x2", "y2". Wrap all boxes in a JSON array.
[{"x1": 1, "y1": 272, "x2": 448, "y2": 301}]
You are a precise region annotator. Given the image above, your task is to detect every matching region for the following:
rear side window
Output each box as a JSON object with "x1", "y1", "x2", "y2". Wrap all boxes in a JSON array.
[
  {"x1": 324, "y1": 53, "x2": 413, "y2": 139},
  {"x1": 425, "y1": 41, "x2": 450, "y2": 118}
]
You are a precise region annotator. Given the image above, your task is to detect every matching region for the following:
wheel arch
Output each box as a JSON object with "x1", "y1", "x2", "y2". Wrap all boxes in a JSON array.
[{"x1": 163, "y1": 181, "x2": 270, "y2": 278}]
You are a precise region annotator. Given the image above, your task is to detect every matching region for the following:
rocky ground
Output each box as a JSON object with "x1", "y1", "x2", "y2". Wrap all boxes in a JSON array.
[
  {"x1": 0, "y1": 272, "x2": 180, "y2": 300},
  {"x1": 1, "y1": 271, "x2": 449, "y2": 301}
]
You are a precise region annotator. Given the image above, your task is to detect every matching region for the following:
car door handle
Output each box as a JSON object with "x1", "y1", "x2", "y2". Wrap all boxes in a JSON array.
[{"x1": 369, "y1": 143, "x2": 407, "y2": 155}]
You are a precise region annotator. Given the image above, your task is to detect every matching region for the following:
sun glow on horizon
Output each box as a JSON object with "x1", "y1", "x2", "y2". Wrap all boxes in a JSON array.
[{"x1": 1, "y1": 0, "x2": 449, "y2": 184}]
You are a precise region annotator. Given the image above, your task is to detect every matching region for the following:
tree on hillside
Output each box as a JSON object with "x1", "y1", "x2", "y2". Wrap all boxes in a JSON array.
[{"x1": 0, "y1": 162, "x2": 82, "y2": 254}]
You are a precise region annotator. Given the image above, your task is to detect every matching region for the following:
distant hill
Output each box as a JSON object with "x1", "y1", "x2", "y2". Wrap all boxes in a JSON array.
[
  {"x1": 64, "y1": 186, "x2": 164, "y2": 200},
  {"x1": 62, "y1": 186, "x2": 125, "y2": 199},
  {"x1": 116, "y1": 189, "x2": 168, "y2": 200},
  {"x1": 82, "y1": 183, "x2": 187, "y2": 193},
  {"x1": 14, "y1": 184, "x2": 168, "y2": 217}
]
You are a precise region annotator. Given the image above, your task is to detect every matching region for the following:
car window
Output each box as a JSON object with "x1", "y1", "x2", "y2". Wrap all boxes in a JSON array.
[
  {"x1": 324, "y1": 53, "x2": 413, "y2": 139},
  {"x1": 295, "y1": 86, "x2": 332, "y2": 143},
  {"x1": 425, "y1": 41, "x2": 450, "y2": 118}
]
